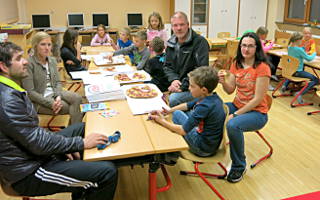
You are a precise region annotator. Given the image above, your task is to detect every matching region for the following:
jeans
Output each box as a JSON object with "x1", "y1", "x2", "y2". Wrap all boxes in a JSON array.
[
  {"x1": 169, "y1": 91, "x2": 194, "y2": 107},
  {"x1": 283, "y1": 71, "x2": 319, "y2": 95},
  {"x1": 226, "y1": 103, "x2": 268, "y2": 171},
  {"x1": 172, "y1": 110, "x2": 215, "y2": 157}
]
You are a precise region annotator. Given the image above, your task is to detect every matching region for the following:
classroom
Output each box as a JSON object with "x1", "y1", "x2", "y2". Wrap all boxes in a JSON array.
[{"x1": 0, "y1": 0, "x2": 320, "y2": 200}]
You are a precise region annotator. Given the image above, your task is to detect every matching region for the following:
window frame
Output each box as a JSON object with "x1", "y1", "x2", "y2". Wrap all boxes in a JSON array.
[{"x1": 284, "y1": 0, "x2": 319, "y2": 25}]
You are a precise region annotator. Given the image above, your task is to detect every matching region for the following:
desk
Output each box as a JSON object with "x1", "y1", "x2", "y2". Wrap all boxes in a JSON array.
[
  {"x1": 83, "y1": 101, "x2": 188, "y2": 200},
  {"x1": 81, "y1": 46, "x2": 114, "y2": 54}
]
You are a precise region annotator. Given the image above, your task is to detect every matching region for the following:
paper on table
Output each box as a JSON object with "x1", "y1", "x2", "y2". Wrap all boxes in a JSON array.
[{"x1": 121, "y1": 84, "x2": 169, "y2": 115}]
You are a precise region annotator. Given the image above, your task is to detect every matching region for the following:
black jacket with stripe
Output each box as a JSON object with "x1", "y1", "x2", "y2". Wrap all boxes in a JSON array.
[{"x1": 0, "y1": 82, "x2": 84, "y2": 186}]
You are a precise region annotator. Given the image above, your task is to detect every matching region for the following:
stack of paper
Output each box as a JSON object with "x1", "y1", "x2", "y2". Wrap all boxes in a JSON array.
[{"x1": 85, "y1": 77, "x2": 125, "y2": 103}]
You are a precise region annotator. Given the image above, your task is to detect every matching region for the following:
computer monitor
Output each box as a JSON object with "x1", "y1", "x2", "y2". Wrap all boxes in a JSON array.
[
  {"x1": 92, "y1": 13, "x2": 109, "y2": 27},
  {"x1": 67, "y1": 13, "x2": 84, "y2": 28},
  {"x1": 127, "y1": 13, "x2": 143, "y2": 27},
  {"x1": 32, "y1": 14, "x2": 50, "y2": 29}
]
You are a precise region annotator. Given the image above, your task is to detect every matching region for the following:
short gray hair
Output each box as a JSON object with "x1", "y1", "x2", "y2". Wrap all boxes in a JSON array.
[{"x1": 171, "y1": 11, "x2": 189, "y2": 24}]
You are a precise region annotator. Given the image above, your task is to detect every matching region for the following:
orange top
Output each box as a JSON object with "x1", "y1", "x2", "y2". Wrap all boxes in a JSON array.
[
  {"x1": 230, "y1": 62, "x2": 271, "y2": 113},
  {"x1": 300, "y1": 39, "x2": 316, "y2": 55}
]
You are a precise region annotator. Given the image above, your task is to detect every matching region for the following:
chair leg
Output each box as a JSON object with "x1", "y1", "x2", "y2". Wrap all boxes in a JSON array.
[
  {"x1": 194, "y1": 162, "x2": 226, "y2": 200},
  {"x1": 180, "y1": 162, "x2": 227, "y2": 179},
  {"x1": 250, "y1": 131, "x2": 273, "y2": 168},
  {"x1": 307, "y1": 110, "x2": 320, "y2": 115},
  {"x1": 290, "y1": 82, "x2": 313, "y2": 107},
  {"x1": 272, "y1": 79, "x2": 291, "y2": 98}
]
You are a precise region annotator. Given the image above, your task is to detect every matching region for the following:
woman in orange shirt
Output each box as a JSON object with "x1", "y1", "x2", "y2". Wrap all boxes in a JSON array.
[{"x1": 218, "y1": 32, "x2": 271, "y2": 183}]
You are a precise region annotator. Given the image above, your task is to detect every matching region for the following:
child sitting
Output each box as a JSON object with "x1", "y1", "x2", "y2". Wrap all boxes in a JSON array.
[
  {"x1": 281, "y1": 32, "x2": 318, "y2": 104},
  {"x1": 145, "y1": 37, "x2": 170, "y2": 92},
  {"x1": 149, "y1": 66, "x2": 226, "y2": 157},
  {"x1": 116, "y1": 27, "x2": 133, "y2": 60},
  {"x1": 256, "y1": 26, "x2": 277, "y2": 90},
  {"x1": 256, "y1": 26, "x2": 274, "y2": 52},
  {"x1": 108, "y1": 30, "x2": 150, "y2": 70},
  {"x1": 300, "y1": 27, "x2": 316, "y2": 55},
  {"x1": 91, "y1": 24, "x2": 116, "y2": 49}
]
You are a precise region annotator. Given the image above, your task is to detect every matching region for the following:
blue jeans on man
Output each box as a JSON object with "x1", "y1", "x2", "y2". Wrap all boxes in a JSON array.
[{"x1": 226, "y1": 103, "x2": 268, "y2": 171}]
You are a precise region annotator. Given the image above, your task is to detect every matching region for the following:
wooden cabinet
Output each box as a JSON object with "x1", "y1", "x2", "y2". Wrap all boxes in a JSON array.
[
  {"x1": 175, "y1": 0, "x2": 268, "y2": 38},
  {"x1": 208, "y1": 0, "x2": 239, "y2": 38},
  {"x1": 238, "y1": 0, "x2": 268, "y2": 36}
]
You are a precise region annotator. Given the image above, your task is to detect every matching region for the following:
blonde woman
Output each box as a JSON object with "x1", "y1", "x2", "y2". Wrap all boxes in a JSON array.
[{"x1": 22, "y1": 31, "x2": 82, "y2": 124}]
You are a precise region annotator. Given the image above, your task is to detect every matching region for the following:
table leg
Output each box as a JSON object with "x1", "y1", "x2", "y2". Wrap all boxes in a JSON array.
[{"x1": 149, "y1": 162, "x2": 160, "y2": 200}]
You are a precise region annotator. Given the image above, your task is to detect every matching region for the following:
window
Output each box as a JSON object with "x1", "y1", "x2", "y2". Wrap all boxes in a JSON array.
[{"x1": 284, "y1": 0, "x2": 320, "y2": 25}]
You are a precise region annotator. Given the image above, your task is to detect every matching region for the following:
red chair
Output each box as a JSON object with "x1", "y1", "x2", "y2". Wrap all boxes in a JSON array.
[
  {"x1": 179, "y1": 105, "x2": 229, "y2": 200},
  {"x1": 250, "y1": 94, "x2": 273, "y2": 168},
  {"x1": 307, "y1": 91, "x2": 320, "y2": 115},
  {"x1": 272, "y1": 55, "x2": 313, "y2": 107}
]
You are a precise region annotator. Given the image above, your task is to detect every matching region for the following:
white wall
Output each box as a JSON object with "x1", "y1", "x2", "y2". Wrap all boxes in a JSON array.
[{"x1": 0, "y1": 0, "x2": 19, "y2": 23}]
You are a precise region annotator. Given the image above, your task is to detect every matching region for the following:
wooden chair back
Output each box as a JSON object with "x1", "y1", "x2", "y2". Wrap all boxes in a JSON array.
[
  {"x1": 217, "y1": 32, "x2": 231, "y2": 39},
  {"x1": 274, "y1": 30, "x2": 292, "y2": 40},
  {"x1": 275, "y1": 38, "x2": 290, "y2": 47},
  {"x1": 274, "y1": 30, "x2": 291, "y2": 47},
  {"x1": 314, "y1": 38, "x2": 320, "y2": 56},
  {"x1": 227, "y1": 40, "x2": 239, "y2": 58},
  {"x1": 280, "y1": 55, "x2": 300, "y2": 79}
]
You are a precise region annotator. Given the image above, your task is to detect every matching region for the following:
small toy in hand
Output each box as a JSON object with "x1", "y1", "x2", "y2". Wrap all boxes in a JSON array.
[{"x1": 97, "y1": 131, "x2": 121, "y2": 150}]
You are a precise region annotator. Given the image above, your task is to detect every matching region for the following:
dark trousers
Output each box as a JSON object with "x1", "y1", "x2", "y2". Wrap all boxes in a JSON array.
[{"x1": 12, "y1": 123, "x2": 118, "y2": 200}]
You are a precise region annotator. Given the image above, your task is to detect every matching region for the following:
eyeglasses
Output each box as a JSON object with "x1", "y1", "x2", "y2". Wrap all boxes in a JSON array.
[{"x1": 240, "y1": 44, "x2": 256, "y2": 49}]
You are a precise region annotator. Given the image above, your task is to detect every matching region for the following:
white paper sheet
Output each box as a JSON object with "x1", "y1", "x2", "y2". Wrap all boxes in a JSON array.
[{"x1": 121, "y1": 84, "x2": 169, "y2": 115}]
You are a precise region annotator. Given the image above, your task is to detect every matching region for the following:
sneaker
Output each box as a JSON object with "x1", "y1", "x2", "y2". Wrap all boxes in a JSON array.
[
  {"x1": 280, "y1": 86, "x2": 287, "y2": 94},
  {"x1": 295, "y1": 92, "x2": 304, "y2": 104},
  {"x1": 227, "y1": 168, "x2": 246, "y2": 183},
  {"x1": 271, "y1": 75, "x2": 279, "y2": 82},
  {"x1": 268, "y1": 84, "x2": 274, "y2": 91}
]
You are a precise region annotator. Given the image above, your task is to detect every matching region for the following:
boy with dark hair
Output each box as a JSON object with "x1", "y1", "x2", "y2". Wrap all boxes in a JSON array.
[
  {"x1": 149, "y1": 66, "x2": 225, "y2": 156},
  {"x1": 145, "y1": 36, "x2": 170, "y2": 92}
]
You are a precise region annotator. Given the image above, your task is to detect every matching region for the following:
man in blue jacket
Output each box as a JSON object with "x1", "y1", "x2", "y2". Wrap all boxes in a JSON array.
[
  {"x1": 164, "y1": 11, "x2": 209, "y2": 107},
  {"x1": 0, "y1": 42, "x2": 117, "y2": 200}
]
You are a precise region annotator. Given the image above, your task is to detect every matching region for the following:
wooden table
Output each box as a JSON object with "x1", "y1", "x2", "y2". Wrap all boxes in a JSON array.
[
  {"x1": 83, "y1": 98, "x2": 188, "y2": 200},
  {"x1": 81, "y1": 46, "x2": 114, "y2": 54}
]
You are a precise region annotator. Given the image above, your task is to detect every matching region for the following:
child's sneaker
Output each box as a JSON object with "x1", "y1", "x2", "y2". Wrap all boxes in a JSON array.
[
  {"x1": 268, "y1": 84, "x2": 274, "y2": 91},
  {"x1": 226, "y1": 168, "x2": 246, "y2": 183},
  {"x1": 280, "y1": 86, "x2": 286, "y2": 94}
]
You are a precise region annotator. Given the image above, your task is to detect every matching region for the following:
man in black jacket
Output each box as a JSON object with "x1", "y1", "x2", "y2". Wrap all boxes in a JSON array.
[
  {"x1": 164, "y1": 11, "x2": 209, "y2": 107},
  {"x1": 0, "y1": 42, "x2": 117, "y2": 200}
]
